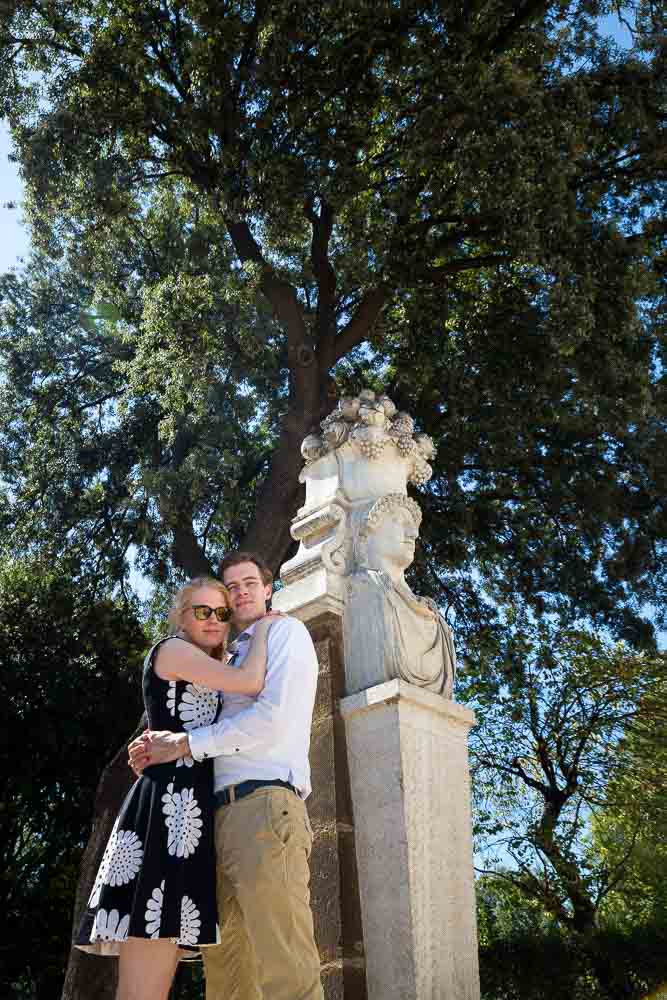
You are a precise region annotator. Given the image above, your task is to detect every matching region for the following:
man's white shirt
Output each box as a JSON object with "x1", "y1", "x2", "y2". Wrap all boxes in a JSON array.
[{"x1": 187, "y1": 616, "x2": 318, "y2": 798}]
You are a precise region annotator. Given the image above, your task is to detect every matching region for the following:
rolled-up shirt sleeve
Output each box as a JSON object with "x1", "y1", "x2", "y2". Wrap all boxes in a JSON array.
[{"x1": 187, "y1": 618, "x2": 311, "y2": 762}]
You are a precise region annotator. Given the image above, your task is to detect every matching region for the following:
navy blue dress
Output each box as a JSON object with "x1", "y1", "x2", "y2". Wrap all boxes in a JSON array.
[{"x1": 75, "y1": 636, "x2": 221, "y2": 957}]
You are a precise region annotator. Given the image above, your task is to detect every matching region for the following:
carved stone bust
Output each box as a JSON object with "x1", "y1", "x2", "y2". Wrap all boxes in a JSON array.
[{"x1": 343, "y1": 493, "x2": 456, "y2": 698}]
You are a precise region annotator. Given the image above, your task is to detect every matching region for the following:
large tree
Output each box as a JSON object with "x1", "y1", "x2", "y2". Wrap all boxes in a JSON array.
[
  {"x1": 1, "y1": 5, "x2": 665, "y2": 997},
  {"x1": 0, "y1": 0, "x2": 665, "y2": 640}
]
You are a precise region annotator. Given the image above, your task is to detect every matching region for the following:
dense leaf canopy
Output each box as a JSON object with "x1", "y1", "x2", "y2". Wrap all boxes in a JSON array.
[{"x1": 0, "y1": 1, "x2": 665, "y2": 641}]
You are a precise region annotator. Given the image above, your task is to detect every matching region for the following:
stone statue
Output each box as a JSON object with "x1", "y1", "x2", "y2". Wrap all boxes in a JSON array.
[
  {"x1": 342, "y1": 492, "x2": 456, "y2": 697},
  {"x1": 277, "y1": 388, "x2": 455, "y2": 697}
]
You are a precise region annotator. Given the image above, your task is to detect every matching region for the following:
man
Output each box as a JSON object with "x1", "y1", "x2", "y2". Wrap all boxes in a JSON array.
[{"x1": 129, "y1": 552, "x2": 323, "y2": 1000}]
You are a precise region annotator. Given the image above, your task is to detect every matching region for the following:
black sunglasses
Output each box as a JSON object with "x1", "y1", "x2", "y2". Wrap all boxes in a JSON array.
[{"x1": 189, "y1": 604, "x2": 232, "y2": 623}]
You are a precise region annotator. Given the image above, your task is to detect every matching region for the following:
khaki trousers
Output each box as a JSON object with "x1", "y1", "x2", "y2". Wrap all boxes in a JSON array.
[{"x1": 202, "y1": 787, "x2": 323, "y2": 1000}]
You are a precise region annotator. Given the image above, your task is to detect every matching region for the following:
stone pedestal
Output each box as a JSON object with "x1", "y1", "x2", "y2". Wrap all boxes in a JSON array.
[
  {"x1": 340, "y1": 680, "x2": 479, "y2": 1000},
  {"x1": 274, "y1": 389, "x2": 480, "y2": 999}
]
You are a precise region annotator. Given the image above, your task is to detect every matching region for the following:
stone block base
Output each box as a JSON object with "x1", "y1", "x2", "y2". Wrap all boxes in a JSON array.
[{"x1": 341, "y1": 680, "x2": 479, "y2": 1000}]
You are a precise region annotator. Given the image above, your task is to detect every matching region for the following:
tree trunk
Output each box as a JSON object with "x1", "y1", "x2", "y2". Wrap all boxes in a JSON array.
[
  {"x1": 241, "y1": 414, "x2": 311, "y2": 573},
  {"x1": 61, "y1": 719, "x2": 144, "y2": 1000}
]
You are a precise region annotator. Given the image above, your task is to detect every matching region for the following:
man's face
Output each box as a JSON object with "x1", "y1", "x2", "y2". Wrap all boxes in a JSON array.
[{"x1": 222, "y1": 560, "x2": 272, "y2": 628}]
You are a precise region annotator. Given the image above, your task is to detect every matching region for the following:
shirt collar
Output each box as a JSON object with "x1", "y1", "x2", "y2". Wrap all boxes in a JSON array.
[{"x1": 228, "y1": 621, "x2": 257, "y2": 651}]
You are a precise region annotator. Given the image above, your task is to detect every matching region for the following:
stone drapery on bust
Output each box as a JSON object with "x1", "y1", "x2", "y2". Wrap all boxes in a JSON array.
[{"x1": 342, "y1": 493, "x2": 456, "y2": 698}]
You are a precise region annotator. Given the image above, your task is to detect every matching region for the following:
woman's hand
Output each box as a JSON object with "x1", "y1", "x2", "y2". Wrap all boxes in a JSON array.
[
  {"x1": 254, "y1": 610, "x2": 286, "y2": 631},
  {"x1": 128, "y1": 730, "x2": 189, "y2": 773}
]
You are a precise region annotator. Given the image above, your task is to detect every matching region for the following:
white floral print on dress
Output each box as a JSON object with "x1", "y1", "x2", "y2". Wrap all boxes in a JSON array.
[
  {"x1": 88, "y1": 816, "x2": 120, "y2": 908},
  {"x1": 178, "y1": 895, "x2": 201, "y2": 946},
  {"x1": 178, "y1": 683, "x2": 218, "y2": 731},
  {"x1": 145, "y1": 880, "x2": 165, "y2": 939},
  {"x1": 176, "y1": 753, "x2": 195, "y2": 768},
  {"x1": 88, "y1": 825, "x2": 143, "y2": 907},
  {"x1": 91, "y1": 908, "x2": 130, "y2": 942},
  {"x1": 161, "y1": 783, "x2": 203, "y2": 858},
  {"x1": 106, "y1": 830, "x2": 144, "y2": 887},
  {"x1": 166, "y1": 681, "x2": 177, "y2": 717}
]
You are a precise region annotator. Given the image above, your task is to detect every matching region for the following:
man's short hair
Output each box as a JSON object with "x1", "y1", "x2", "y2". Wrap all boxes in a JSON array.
[{"x1": 219, "y1": 550, "x2": 274, "y2": 588}]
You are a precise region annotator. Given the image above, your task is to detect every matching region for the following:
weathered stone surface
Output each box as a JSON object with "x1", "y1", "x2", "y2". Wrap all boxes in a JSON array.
[
  {"x1": 298, "y1": 614, "x2": 367, "y2": 1000},
  {"x1": 310, "y1": 828, "x2": 343, "y2": 962},
  {"x1": 343, "y1": 960, "x2": 367, "y2": 1000},
  {"x1": 341, "y1": 681, "x2": 480, "y2": 1000},
  {"x1": 338, "y1": 827, "x2": 364, "y2": 954},
  {"x1": 321, "y1": 961, "x2": 345, "y2": 1000}
]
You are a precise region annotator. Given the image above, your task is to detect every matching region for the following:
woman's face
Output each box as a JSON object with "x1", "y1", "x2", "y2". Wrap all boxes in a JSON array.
[{"x1": 180, "y1": 585, "x2": 231, "y2": 652}]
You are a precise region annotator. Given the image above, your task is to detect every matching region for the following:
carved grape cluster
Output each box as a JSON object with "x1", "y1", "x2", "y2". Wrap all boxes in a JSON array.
[
  {"x1": 412, "y1": 461, "x2": 433, "y2": 486},
  {"x1": 300, "y1": 388, "x2": 436, "y2": 487},
  {"x1": 392, "y1": 433, "x2": 416, "y2": 456},
  {"x1": 357, "y1": 438, "x2": 386, "y2": 459}
]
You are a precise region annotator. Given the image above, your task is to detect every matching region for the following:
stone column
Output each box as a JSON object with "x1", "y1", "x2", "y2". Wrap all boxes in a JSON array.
[
  {"x1": 274, "y1": 575, "x2": 366, "y2": 999},
  {"x1": 275, "y1": 389, "x2": 480, "y2": 1000},
  {"x1": 340, "y1": 681, "x2": 479, "y2": 1000}
]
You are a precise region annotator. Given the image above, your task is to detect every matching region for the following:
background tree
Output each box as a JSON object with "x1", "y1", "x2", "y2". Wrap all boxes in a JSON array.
[
  {"x1": 0, "y1": 557, "x2": 146, "y2": 999},
  {"x1": 591, "y1": 673, "x2": 667, "y2": 932},
  {"x1": 0, "y1": 3, "x2": 665, "y2": 996},
  {"x1": 0, "y1": 0, "x2": 664, "y2": 640},
  {"x1": 466, "y1": 608, "x2": 667, "y2": 997},
  {"x1": 477, "y1": 876, "x2": 587, "y2": 999}
]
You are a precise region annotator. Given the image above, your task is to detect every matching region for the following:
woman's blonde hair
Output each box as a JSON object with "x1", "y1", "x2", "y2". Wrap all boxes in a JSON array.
[{"x1": 168, "y1": 577, "x2": 231, "y2": 660}]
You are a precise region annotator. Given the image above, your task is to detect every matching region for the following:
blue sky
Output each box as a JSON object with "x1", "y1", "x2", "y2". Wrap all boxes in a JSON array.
[{"x1": 0, "y1": 120, "x2": 30, "y2": 273}]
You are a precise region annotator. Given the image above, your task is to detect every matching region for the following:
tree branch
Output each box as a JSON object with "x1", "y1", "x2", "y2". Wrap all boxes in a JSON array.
[
  {"x1": 305, "y1": 195, "x2": 337, "y2": 372},
  {"x1": 226, "y1": 219, "x2": 309, "y2": 350},
  {"x1": 171, "y1": 518, "x2": 214, "y2": 577},
  {"x1": 478, "y1": 1, "x2": 551, "y2": 61},
  {"x1": 333, "y1": 286, "x2": 388, "y2": 362}
]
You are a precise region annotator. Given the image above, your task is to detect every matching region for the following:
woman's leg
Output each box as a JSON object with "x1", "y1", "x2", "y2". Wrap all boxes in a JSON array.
[{"x1": 117, "y1": 938, "x2": 181, "y2": 1000}]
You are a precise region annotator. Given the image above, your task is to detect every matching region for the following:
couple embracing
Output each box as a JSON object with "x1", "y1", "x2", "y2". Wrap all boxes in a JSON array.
[{"x1": 75, "y1": 551, "x2": 323, "y2": 1000}]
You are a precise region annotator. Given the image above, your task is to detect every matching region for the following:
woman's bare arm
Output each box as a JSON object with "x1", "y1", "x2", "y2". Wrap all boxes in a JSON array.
[{"x1": 154, "y1": 620, "x2": 274, "y2": 695}]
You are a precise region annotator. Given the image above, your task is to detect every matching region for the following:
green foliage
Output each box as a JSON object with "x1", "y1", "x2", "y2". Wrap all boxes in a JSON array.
[
  {"x1": 0, "y1": 239, "x2": 275, "y2": 584},
  {"x1": 0, "y1": 558, "x2": 146, "y2": 998},
  {"x1": 466, "y1": 608, "x2": 665, "y2": 923},
  {"x1": 592, "y1": 675, "x2": 667, "y2": 930},
  {"x1": 478, "y1": 876, "x2": 667, "y2": 999},
  {"x1": 0, "y1": 0, "x2": 664, "y2": 639},
  {"x1": 466, "y1": 610, "x2": 667, "y2": 995}
]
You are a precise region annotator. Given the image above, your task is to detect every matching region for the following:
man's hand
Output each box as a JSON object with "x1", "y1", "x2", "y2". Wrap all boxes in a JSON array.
[{"x1": 128, "y1": 730, "x2": 190, "y2": 773}]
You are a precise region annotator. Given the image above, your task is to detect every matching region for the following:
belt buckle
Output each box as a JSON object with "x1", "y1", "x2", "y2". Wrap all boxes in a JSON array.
[{"x1": 217, "y1": 784, "x2": 236, "y2": 806}]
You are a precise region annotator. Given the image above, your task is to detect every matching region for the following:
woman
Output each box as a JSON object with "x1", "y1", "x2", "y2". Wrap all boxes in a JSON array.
[{"x1": 75, "y1": 576, "x2": 277, "y2": 999}]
